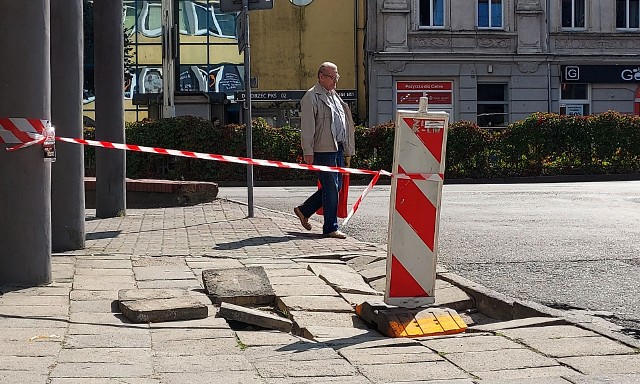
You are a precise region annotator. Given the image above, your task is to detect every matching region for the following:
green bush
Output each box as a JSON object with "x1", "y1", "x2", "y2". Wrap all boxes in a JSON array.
[{"x1": 83, "y1": 111, "x2": 640, "y2": 182}]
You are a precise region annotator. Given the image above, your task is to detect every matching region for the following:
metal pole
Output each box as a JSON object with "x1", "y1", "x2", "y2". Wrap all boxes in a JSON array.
[
  {"x1": 0, "y1": 0, "x2": 52, "y2": 285},
  {"x1": 94, "y1": 0, "x2": 126, "y2": 218},
  {"x1": 243, "y1": 0, "x2": 254, "y2": 218},
  {"x1": 51, "y1": 0, "x2": 86, "y2": 251}
]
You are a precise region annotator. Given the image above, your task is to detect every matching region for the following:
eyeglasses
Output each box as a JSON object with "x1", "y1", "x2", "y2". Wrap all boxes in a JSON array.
[{"x1": 321, "y1": 72, "x2": 340, "y2": 81}]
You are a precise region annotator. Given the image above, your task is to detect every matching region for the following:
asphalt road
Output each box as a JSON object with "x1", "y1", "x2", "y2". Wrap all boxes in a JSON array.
[{"x1": 219, "y1": 181, "x2": 640, "y2": 334}]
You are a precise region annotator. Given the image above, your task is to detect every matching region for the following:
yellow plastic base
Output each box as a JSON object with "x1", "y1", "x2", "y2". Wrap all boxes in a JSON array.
[{"x1": 356, "y1": 302, "x2": 467, "y2": 338}]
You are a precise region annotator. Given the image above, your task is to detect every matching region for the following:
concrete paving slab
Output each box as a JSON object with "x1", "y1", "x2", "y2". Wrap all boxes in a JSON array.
[
  {"x1": 264, "y1": 268, "x2": 314, "y2": 278},
  {"x1": 74, "y1": 268, "x2": 133, "y2": 277},
  {"x1": 435, "y1": 285, "x2": 475, "y2": 312},
  {"x1": 308, "y1": 264, "x2": 381, "y2": 295},
  {"x1": 421, "y1": 334, "x2": 525, "y2": 353},
  {"x1": 235, "y1": 330, "x2": 305, "y2": 346},
  {"x1": 56, "y1": 347, "x2": 154, "y2": 364},
  {"x1": 148, "y1": 316, "x2": 230, "y2": 329},
  {"x1": 119, "y1": 296, "x2": 208, "y2": 323},
  {"x1": 75, "y1": 259, "x2": 133, "y2": 269},
  {"x1": 267, "y1": 275, "x2": 327, "y2": 286},
  {"x1": 133, "y1": 265, "x2": 195, "y2": 281},
  {"x1": 347, "y1": 256, "x2": 386, "y2": 272},
  {"x1": 117, "y1": 288, "x2": 190, "y2": 301},
  {"x1": 72, "y1": 275, "x2": 136, "y2": 291},
  {"x1": 131, "y1": 257, "x2": 186, "y2": 267},
  {"x1": 0, "y1": 295, "x2": 69, "y2": 306},
  {"x1": 360, "y1": 266, "x2": 386, "y2": 283},
  {"x1": 473, "y1": 366, "x2": 579, "y2": 381},
  {"x1": 559, "y1": 355, "x2": 640, "y2": 375},
  {"x1": 293, "y1": 258, "x2": 347, "y2": 265},
  {"x1": 290, "y1": 310, "x2": 368, "y2": 331},
  {"x1": 153, "y1": 337, "x2": 243, "y2": 356},
  {"x1": 520, "y1": 335, "x2": 636, "y2": 357},
  {"x1": 158, "y1": 371, "x2": 265, "y2": 384},
  {"x1": 500, "y1": 325, "x2": 598, "y2": 340},
  {"x1": 301, "y1": 326, "x2": 386, "y2": 346},
  {"x1": 339, "y1": 344, "x2": 444, "y2": 364},
  {"x1": 0, "y1": 341, "x2": 62, "y2": 357},
  {"x1": 0, "y1": 328, "x2": 66, "y2": 342},
  {"x1": 242, "y1": 343, "x2": 338, "y2": 361},
  {"x1": 277, "y1": 295, "x2": 353, "y2": 314},
  {"x1": 136, "y1": 279, "x2": 202, "y2": 289},
  {"x1": 272, "y1": 283, "x2": 339, "y2": 297},
  {"x1": 49, "y1": 362, "x2": 154, "y2": 378},
  {"x1": 252, "y1": 358, "x2": 358, "y2": 378},
  {"x1": 218, "y1": 302, "x2": 293, "y2": 333},
  {"x1": 185, "y1": 259, "x2": 245, "y2": 270},
  {"x1": 368, "y1": 277, "x2": 386, "y2": 292},
  {"x1": 0, "y1": 305, "x2": 69, "y2": 317},
  {"x1": 70, "y1": 299, "x2": 119, "y2": 313},
  {"x1": 0, "y1": 356, "x2": 56, "y2": 372},
  {"x1": 444, "y1": 348, "x2": 559, "y2": 372},
  {"x1": 150, "y1": 327, "x2": 235, "y2": 341},
  {"x1": 357, "y1": 360, "x2": 472, "y2": 383},
  {"x1": 203, "y1": 267, "x2": 275, "y2": 305},
  {"x1": 64, "y1": 333, "x2": 152, "y2": 349},
  {"x1": 469, "y1": 317, "x2": 567, "y2": 332},
  {"x1": 264, "y1": 376, "x2": 373, "y2": 384},
  {"x1": 0, "y1": 371, "x2": 48, "y2": 384},
  {"x1": 70, "y1": 290, "x2": 120, "y2": 301},
  {"x1": 339, "y1": 292, "x2": 385, "y2": 306},
  {"x1": 154, "y1": 354, "x2": 255, "y2": 373},
  {"x1": 50, "y1": 379, "x2": 161, "y2": 384},
  {"x1": 564, "y1": 373, "x2": 640, "y2": 383},
  {"x1": 476, "y1": 373, "x2": 574, "y2": 383},
  {"x1": 0, "y1": 286, "x2": 70, "y2": 296}
]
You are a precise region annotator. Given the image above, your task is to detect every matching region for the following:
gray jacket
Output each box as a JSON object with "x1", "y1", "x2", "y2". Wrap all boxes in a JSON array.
[{"x1": 300, "y1": 83, "x2": 355, "y2": 157}]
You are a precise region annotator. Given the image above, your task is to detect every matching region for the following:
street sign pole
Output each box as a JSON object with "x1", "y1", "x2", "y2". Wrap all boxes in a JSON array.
[{"x1": 242, "y1": 0, "x2": 254, "y2": 218}]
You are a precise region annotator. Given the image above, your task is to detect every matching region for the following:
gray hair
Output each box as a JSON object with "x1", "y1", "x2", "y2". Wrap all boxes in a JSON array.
[{"x1": 317, "y1": 62, "x2": 338, "y2": 78}]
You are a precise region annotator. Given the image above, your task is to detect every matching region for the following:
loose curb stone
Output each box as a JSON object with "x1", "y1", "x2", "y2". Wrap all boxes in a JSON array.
[
  {"x1": 119, "y1": 296, "x2": 208, "y2": 323},
  {"x1": 203, "y1": 267, "x2": 275, "y2": 305},
  {"x1": 218, "y1": 302, "x2": 292, "y2": 333}
]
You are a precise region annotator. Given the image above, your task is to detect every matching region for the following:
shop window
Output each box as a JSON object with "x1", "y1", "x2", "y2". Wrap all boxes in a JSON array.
[
  {"x1": 562, "y1": 0, "x2": 585, "y2": 29},
  {"x1": 478, "y1": 0, "x2": 502, "y2": 29},
  {"x1": 477, "y1": 83, "x2": 508, "y2": 127},
  {"x1": 139, "y1": 1, "x2": 162, "y2": 37},
  {"x1": 560, "y1": 83, "x2": 590, "y2": 116},
  {"x1": 617, "y1": 0, "x2": 640, "y2": 29},
  {"x1": 419, "y1": 0, "x2": 445, "y2": 28}
]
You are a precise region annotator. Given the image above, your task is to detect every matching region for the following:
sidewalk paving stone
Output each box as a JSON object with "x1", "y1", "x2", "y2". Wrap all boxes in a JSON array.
[
  {"x1": 421, "y1": 333, "x2": 526, "y2": 353},
  {"x1": 339, "y1": 343, "x2": 444, "y2": 364},
  {"x1": 272, "y1": 283, "x2": 339, "y2": 297},
  {"x1": 520, "y1": 335, "x2": 636, "y2": 357},
  {"x1": 357, "y1": 360, "x2": 472, "y2": 383},
  {"x1": 475, "y1": 370, "x2": 577, "y2": 382},
  {"x1": 154, "y1": 354, "x2": 255, "y2": 373},
  {"x1": 0, "y1": 371, "x2": 48, "y2": 384},
  {"x1": 235, "y1": 330, "x2": 305, "y2": 346},
  {"x1": 276, "y1": 295, "x2": 353, "y2": 314},
  {"x1": 443, "y1": 348, "x2": 560, "y2": 372},
  {"x1": 563, "y1": 373, "x2": 640, "y2": 383},
  {"x1": 159, "y1": 371, "x2": 265, "y2": 384},
  {"x1": 49, "y1": 361, "x2": 154, "y2": 378},
  {"x1": 203, "y1": 266, "x2": 275, "y2": 305},
  {"x1": 219, "y1": 302, "x2": 293, "y2": 332},
  {"x1": 559, "y1": 355, "x2": 640, "y2": 375},
  {"x1": 308, "y1": 264, "x2": 381, "y2": 295},
  {"x1": 469, "y1": 316, "x2": 566, "y2": 332}
]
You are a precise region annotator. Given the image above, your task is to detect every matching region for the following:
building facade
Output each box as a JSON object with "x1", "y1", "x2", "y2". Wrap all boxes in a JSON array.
[
  {"x1": 366, "y1": 0, "x2": 640, "y2": 126},
  {"x1": 83, "y1": 0, "x2": 366, "y2": 126}
]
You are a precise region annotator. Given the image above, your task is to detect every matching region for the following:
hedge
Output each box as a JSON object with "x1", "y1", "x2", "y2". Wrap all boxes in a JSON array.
[{"x1": 84, "y1": 111, "x2": 640, "y2": 181}]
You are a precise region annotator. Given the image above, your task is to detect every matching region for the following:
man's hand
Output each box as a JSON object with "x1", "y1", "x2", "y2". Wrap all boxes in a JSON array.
[
  {"x1": 304, "y1": 155, "x2": 314, "y2": 164},
  {"x1": 344, "y1": 156, "x2": 351, "y2": 167}
]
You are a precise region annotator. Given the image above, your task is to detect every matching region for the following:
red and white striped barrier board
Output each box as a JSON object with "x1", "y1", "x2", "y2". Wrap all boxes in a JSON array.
[{"x1": 385, "y1": 98, "x2": 449, "y2": 308}]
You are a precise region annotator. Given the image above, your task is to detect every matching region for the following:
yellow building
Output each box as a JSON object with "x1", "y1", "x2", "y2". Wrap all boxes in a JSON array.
[{"x1": 83, "y1": 0, "x2": 366, "y2": 126}]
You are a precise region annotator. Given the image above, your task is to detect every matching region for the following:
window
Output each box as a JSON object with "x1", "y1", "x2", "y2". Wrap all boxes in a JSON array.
[
  {"x1": 478, "y1": 0, "x2": 502, "y2": 29},
  {"x1": 477, "y1": 83, "x2": 508, "y2": 127},
  {"x1": 562, "y1": 0, "x2": 585, "y2": 29},
  {"x1": 560, "y1": 83, "x2": 590, "y2": 116},
  {"x1": 419, "y1": 0, "x2": 445, "y2": 28},
  {"x1": 617, "y1": 0, "x2": 640, "y2": 29}
]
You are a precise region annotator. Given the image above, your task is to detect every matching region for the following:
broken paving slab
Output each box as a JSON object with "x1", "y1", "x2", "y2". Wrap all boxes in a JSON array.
[
  {"x1": 277, "y1": 295, "x2": 354, "y2": 315},
  {"x1": 118, "y1": 288, "x2": 191, "y2": 302},
  {"x1": 218, "y1": 302, "x2": 292, "y2": 333},
  {"x1": 119, "y1": 296, "x2": 208, "y2": 323},
  {"x1": 272, "y1": 283, "x2": 339, "y2": 298},
  {"x1": 307, "y1": 264, "x2": 381, "y2": 295},
  {"x1": 203, "y1": 267, "x2": 275, "y2": 306}
]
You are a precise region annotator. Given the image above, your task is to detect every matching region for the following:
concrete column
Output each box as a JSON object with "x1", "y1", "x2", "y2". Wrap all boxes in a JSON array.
[
  {"x1": 0, "y1": 0, "x2": 52, "y2": 285},
  {"x1": 94, "y1": 0, "x2": 126, "y2": 218},
  {"x1": 51, "y1": 0, "x2": 86, "y2": 251}
]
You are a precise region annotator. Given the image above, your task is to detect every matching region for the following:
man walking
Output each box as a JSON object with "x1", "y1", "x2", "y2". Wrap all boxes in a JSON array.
[{"x1": 294, "y1": 62, "x2": 355, "y2": 239}]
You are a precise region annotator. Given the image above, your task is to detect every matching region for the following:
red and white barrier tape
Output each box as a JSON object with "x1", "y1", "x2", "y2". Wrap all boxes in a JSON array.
[{"x1": 2, "y1": 117, "x2": 444, "y2": 223}]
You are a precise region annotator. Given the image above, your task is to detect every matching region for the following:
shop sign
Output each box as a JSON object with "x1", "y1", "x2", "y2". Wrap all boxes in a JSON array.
[
  {"x1": 396, "y1": 81, "x2": 453, "y2": 109},
  {"x1": 562, "y1": 65, "x2": 640, "y2": 83},
  {"x1": 234, "y1": 89, "x2": 357, "y2": 102}
]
